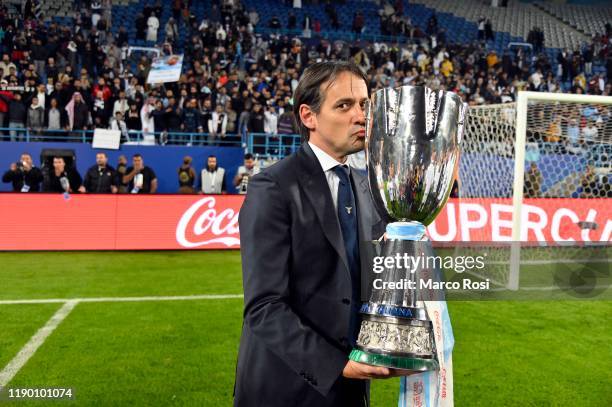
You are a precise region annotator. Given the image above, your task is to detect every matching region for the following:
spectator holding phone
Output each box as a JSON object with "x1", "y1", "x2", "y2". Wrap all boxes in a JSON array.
[{"x1": 2, "y1": 153, "x2": 43, "y2": 192}]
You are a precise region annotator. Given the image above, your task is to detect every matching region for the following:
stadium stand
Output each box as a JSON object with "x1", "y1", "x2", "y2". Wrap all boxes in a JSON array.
[
  {"x1": 415, "y1": 0, "x2": 589, "y2": 50},
  {"x1": 0, "y1": 0, "x2": 610, "y2": 193},
  {"x1": 534, "y1": 1, "x2": 612, "y2": 37}
]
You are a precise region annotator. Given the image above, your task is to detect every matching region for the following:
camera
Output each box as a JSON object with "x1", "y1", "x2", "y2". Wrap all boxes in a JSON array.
[{"x1": 239, "y1": 174, "x2": 249, "y2": 193}]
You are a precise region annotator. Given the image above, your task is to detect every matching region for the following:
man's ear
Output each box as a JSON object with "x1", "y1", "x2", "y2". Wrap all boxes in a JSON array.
[{"x1": 299, "y1": 104, "x2": 316, "y2": 132}]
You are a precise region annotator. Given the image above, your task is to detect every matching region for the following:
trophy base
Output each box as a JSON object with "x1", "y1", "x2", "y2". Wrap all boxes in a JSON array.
[{"x1": 349, "y1": 348, "x2": 439, "y2": 372}]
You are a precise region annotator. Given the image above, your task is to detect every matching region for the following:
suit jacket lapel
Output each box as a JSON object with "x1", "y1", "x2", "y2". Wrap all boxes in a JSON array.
[{"x1": 296, "y1": 143, "x2": 350, "y2": 276}]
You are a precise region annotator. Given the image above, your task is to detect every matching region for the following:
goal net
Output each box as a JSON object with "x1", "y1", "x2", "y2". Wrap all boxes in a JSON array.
[{"x1": 455, "y1": 92, "x2": 611, "y2": 292}]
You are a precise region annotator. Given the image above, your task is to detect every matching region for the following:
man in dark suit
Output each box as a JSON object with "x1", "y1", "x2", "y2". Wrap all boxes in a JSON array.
[{"x1": 235, "y1": 61, "x2": 399, "y2": 407}]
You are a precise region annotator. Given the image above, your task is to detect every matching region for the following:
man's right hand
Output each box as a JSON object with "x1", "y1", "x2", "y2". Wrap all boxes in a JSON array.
[
  {"x1": 342, "y1": 360, "x2": 395, "y2": 380},
  {"x1": 10, "y1": 163, "x2": 17, "y2": 172}
]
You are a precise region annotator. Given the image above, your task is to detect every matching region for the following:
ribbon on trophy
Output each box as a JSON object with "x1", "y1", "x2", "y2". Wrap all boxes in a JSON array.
[{"x1": 399, "y1": 300, "x2": 454, "y2": 407}]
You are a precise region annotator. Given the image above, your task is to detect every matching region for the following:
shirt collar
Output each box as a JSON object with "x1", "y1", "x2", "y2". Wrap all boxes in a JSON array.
[{"x1": 308, "y1": 141, "x2": 346, "y2": 173}]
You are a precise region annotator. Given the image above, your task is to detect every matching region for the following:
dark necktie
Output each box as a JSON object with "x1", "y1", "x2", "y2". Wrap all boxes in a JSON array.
[{"x1": 332, "y1": 164, "x2": 360, "y2": 345}]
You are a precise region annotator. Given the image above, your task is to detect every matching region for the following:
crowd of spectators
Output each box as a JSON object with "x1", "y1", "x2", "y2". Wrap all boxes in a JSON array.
[
  {"x1": 0, "y1": 0, "x2": 610, "y2": 197},
  {"x1": 0, "y1": 0, "x2": 609, "y2": 145}
]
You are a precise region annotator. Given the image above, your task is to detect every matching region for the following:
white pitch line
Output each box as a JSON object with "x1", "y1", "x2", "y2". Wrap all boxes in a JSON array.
[
  {"x1": 0, "y1": 300, "x2": 79, "y2": 388},
  {"x1": 0, "y1": 294, "x2": 244, "y2": 305}
]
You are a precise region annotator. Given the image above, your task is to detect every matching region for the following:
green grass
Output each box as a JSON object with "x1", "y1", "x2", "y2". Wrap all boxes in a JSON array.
[
  {"x1": 0, "y1": 251, "x2": 242, "y2": 300},
  {"x1": 8, "y1": 300, "x2": 243, "y2": 406},
  {"x1": 0, "y1": 251, "x2": 610, "y2": 406},
  {"x1": 0, "y1": 305, "x2": 61, "y2": 368}
]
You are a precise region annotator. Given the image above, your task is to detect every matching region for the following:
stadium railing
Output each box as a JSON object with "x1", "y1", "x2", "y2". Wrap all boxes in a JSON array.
[
  {"x1": 0, "y1": 127, "x2": 243, "y2": 147},
  {"x1": 0, "y1": 127, "x2": 303, "y2": 159},
  {"x1": 247, "y1": 133, "x2": 302, "y2": 160}
]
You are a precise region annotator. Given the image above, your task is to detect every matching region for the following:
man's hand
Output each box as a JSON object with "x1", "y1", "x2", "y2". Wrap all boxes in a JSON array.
[
  {"x1": 78, "y1": 186, "x2": 86, "y2": 193},
  {"x1": 342, "y1": 360, "x2": 394, "y2": 380},
  {"x1": 342, "y1": 360, "x2": 414, "y2": 380},
  {"x1": 111, "y1": 185, "x2": 118, "y2": 194},
  {"x1": 10, "y1": 163, "x2": 17, "y2": 172},
  {"x1": 22, "y1": 161, "x2": 31, "y2": 171}
]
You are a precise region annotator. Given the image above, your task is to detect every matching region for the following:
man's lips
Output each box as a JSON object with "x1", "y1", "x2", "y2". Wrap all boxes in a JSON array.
[{"x1": 354, "y1": 129, "x2": 366, "y2": 137}]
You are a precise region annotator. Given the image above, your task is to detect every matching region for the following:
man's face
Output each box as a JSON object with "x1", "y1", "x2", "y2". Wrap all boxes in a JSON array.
[
  {"x1": 96, "y1": 153, "x2": 107, "y2": 167},
  {"x1": 207, "y1": 157, "x2": 217, "y2": 169},
  {"x1": 21, "y1": 154, "x2": 32, "y2": 166},
  {"x1": 302, "y1": 72, "x2": 368, "y2": 160},
  {"x1": 133, "y1": 156, "x2": 143, "y2": 168},
  {"x1": 244, "y1": 158, "x2": 254, "y2": 170},
  {"x1": 53, "y1": 158, "x2": 65, "y2": 172}
]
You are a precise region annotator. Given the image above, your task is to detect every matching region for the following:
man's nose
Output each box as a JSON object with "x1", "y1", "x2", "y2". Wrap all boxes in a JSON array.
[{"x1": 353, "y1": 104, "x2": 366, "y2": 124}]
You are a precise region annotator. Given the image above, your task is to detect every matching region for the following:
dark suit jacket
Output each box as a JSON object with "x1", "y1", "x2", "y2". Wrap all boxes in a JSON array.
[{"x1": 234, "y1": 143, "x2": 385, "y2": 407}]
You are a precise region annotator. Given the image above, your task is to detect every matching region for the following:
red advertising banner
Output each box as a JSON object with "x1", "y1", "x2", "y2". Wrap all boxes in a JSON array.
[
  {"x1": 427, "y1": 198, "x2": 611, "y2": 243},
  {"x1": 0, "y1": 194, "x2": 242, "y2": 251},
  {"x1": 0, "y1": 195, "x2": 609, "y2": 250}
]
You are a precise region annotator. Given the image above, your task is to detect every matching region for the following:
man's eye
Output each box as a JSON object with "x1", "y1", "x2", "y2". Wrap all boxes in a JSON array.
[{"x1": 338, "y1": 103, "x2": 350, "y2": 110}]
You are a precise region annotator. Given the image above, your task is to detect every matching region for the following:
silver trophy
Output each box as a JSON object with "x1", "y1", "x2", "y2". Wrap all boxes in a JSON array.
[{"x1": 349, "y1": 86, "x2": 467, "y2": 371}]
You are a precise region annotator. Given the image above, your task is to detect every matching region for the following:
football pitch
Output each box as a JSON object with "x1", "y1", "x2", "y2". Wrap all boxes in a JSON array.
[{"x1": 0, "y1": 251, "x2": 610, "y2": 406}]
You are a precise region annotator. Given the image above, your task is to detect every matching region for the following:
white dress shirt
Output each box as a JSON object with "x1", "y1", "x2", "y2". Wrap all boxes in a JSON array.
[{"x1": 308, "y1": 142, "x2": 350, "y2": 211}]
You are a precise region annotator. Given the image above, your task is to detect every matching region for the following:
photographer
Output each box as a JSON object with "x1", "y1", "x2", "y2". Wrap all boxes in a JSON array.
[
  {"x1": 2, "y1": 153, "x2": 43, "y2": 192},
  {"x1": 233, "y1": 153, "x2": 260, "y2": 194},
  {"x1": 177, "y1": 156, "x2": 196, "y2": 194},
  {"x1": 42, "y1": 156, "x2": 83, "y2": 193},
  {"x1": 122, "y1": 153, "x2": 157, "y2": 194}
]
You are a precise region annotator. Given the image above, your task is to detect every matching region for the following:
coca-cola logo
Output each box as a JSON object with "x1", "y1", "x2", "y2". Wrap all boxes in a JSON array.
[{"x1": 176, "y1": 197, "x2": 240, "y2": 248}]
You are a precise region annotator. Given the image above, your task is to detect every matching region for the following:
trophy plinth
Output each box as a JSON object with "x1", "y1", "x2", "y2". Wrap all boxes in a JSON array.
[{"x1": 349, "y1": 86, "x2": 467, "y2": 372}]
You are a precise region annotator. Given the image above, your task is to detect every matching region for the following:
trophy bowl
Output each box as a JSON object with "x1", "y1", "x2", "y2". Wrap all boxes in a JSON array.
[{"x1": 349, "y1": 86, "x2": 467, "y2": 372}]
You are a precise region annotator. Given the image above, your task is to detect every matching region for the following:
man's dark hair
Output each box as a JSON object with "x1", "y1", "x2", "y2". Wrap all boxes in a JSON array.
[
  {"x1": 96, "y1": 152, "x2": 107, "y2": 157},
  {"x1": 133, "y1": 153, "x2": 142, "y2": 159},
  {"x1": 292, "y1": 61, "x2": 369, "y2": 141},
  {"x1": 208, "y1": 155, "x2": 217, "y2": 159},
  {"x1": 244, "y1": 153, "x2": 254, "y2": 160}
]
